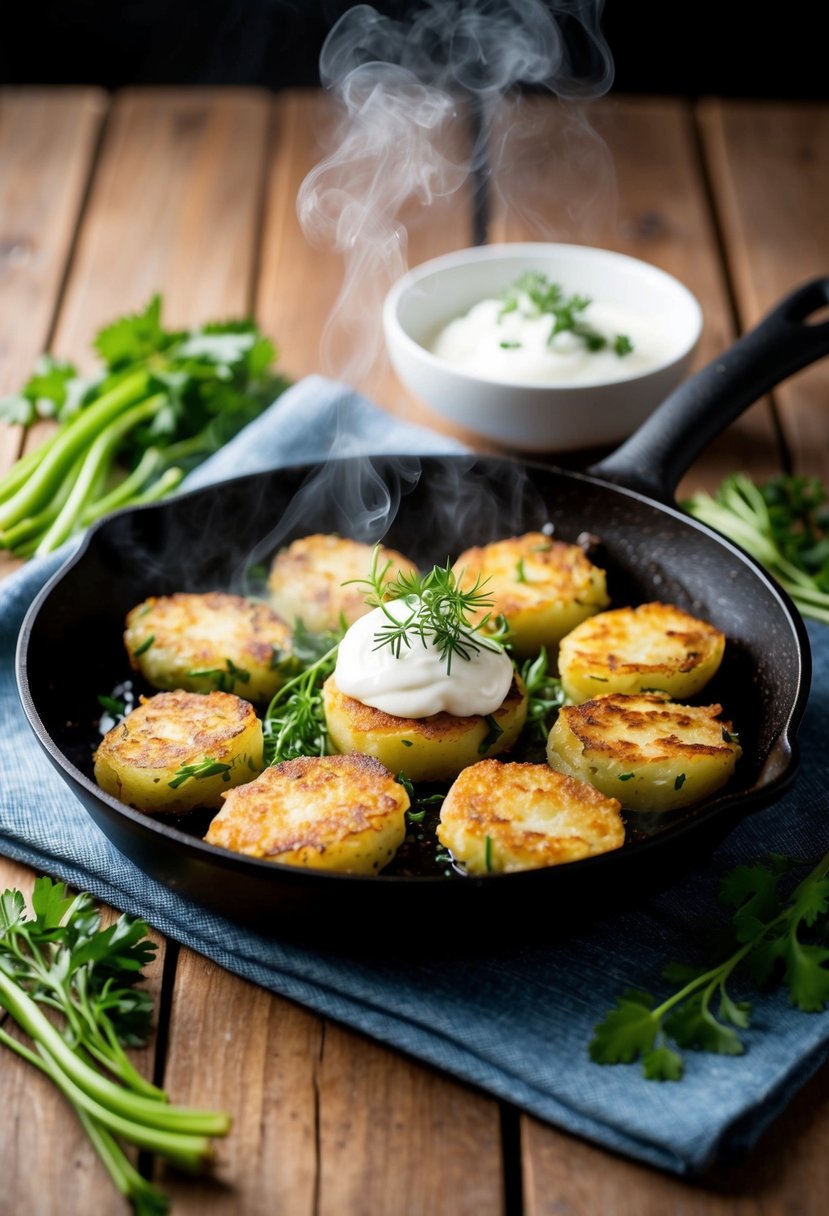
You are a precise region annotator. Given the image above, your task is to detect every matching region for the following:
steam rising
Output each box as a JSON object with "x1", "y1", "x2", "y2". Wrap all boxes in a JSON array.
[{"x1": 297, "y1": 0, "x2": 615, "y2": 388}]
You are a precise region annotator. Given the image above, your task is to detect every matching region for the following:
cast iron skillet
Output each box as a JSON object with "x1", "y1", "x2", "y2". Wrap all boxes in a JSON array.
[{"x1": 16, "y1": 279, "x2": 829, "y2": 933}]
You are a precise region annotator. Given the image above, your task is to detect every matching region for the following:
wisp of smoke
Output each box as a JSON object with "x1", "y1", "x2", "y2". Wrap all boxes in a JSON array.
[{"x1": 297, "y1": 0, "x2": 615, "y2": 388}]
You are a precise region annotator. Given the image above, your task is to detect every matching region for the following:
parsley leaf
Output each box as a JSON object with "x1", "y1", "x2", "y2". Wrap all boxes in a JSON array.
[
  {"x1": 590, "y1": 851, "x2": 829, "y2": 1080},
  {"x1": 497, "y1": 272, "x2": 634, "y2": 358},
  {"x1": 0, "y1": 877, "x2": 230, "y2": 1212},
  {"x1": 0, "y1": 294, "x2": 288, "y2": 558}
]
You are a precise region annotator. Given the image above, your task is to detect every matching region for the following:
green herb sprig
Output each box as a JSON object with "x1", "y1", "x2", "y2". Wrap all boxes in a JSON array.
[
  {"x1": 498, "y1": 272, "x2": 633, "y2": 357},
  {"x1": 350, "y1": 548, "x2": 503, "y2": 675},
  {"x1": 262, "y1": 626, "x2": 342, "y2": 766},
  {"x1": 684, "y1": 472, "x2": 829, "y2": 623},
  {"x1": 0, "y1": 295, "x2": 288, "y2": 557},
  {"x1": 0, "y1": 877, "x2": 230, "y2": 1213},
  {"x1": 168, "y1": 756, "x2": 233, "y2": 789},
  {"x1": 517, "y1": 647, "x2": 565, "y2": 756},
  {"x1": 590, "y1": 851, "x2": 829, "y2": 1081}
]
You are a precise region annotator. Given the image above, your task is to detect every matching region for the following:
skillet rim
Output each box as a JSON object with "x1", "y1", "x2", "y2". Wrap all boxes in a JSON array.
[{"x1": 15, "y1": 453, "x2": 813, "y2": 893}]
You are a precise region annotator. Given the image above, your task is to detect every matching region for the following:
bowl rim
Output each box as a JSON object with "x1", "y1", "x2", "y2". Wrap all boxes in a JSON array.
[{"x1": 383, "y1": 241, "x2": 704, "y2": 393}]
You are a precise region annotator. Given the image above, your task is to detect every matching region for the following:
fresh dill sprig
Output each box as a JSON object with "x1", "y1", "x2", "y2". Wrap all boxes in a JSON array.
[{"x1": 349, "y1": 546, "x2": 503, "y2": 675}]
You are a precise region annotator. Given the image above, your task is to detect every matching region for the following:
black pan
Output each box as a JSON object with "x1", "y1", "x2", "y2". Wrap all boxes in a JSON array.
[{"x1": 16, "y1": 279, "x2": 829, "y2": 932}]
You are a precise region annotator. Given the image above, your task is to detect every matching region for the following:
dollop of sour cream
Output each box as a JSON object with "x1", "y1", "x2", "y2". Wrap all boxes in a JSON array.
[
  {"x1": 334, "y1": 598, "x2": 514, "y2": 719},
  {"x1": 430, "y1": 296, "x2": 672, "y2": 386}
]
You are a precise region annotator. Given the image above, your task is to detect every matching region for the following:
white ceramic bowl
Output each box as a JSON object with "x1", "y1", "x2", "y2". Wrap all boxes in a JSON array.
[{"x1": 383, "y1": 243, "x2": 703, "y2": 452}]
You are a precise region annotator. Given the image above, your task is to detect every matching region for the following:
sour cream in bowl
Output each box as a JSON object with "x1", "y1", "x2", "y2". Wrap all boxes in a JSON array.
[{"x1": 383, "y1": 243, "x2": 702, "y2": 452}]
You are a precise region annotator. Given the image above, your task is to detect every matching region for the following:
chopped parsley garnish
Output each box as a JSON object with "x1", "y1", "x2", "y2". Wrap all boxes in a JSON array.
[
  {"x1": 497, "y1": 271, "x2": 635, "y2": 357},
  {"x1": 168, "y1": 757, "x2": 232, "y2": 789},
  {"x1": 187, "y1": 658, "x2": 251, "y2": 692},
  {"x1": 478, "y1": 714, "x2": 504, "y2": 755},
  {"x1": 132, "y1": 634, "x2": 154, "y2": 657}
]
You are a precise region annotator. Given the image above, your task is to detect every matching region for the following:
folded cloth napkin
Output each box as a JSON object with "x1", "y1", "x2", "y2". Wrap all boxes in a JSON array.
[{"x1": 2, "y1": 374, "x2": 828, "y2": 1177}]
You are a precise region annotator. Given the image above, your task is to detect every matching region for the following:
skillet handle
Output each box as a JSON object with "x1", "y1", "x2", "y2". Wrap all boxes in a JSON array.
[{"x1": 590, "y1": 277, "x2": 829, "y2": 504}]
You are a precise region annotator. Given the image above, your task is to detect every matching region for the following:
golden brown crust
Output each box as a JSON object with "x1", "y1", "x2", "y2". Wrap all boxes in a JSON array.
[
  {"x1": 437, "y1": 759, "x2": 625, "y2": 874},
  {"x1": 560, "y1": 693, "x2": 734, "y2": 762},
  {"x1": 322, "y1": 674, "x2": 528, "y2": 782},
  {"x1": 204, "y1": 753, "x2": 409, "y2": 873},
  {"x1": 558, "y1": 601, "x2": 725, "y2": 703},
  {"x1": 546, "y1": 692, "x2": 742, "y2": 812},
  {"x1": 452, "y1": 531, "x2": 609, "y2": 657},
  {"x1": 93, "y1": 690, "x2": 263, "y2": 813},
  {"x1": 124, "y1": 591, "x2": 292, "y2": 701},
  {"x1": 325, "y1": 675, "x2": 526, "y2": 742},
  {"x1": 267, "y1": 534, "x2": 418, "y2": 634}
]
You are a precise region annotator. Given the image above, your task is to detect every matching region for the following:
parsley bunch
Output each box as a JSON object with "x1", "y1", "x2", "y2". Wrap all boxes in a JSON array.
[
  {"x1": 0, "y1": 876, "x2": 230, "y2": 1213},
  {"x1": 685, "y1": 472, "x2": 829, "y2": 623},
  {"x1": 0, "y1": 295, "x2": 288, "y2": 557},
  {"x1": 590, "y1": 851, "x2": 829, "y2": 1081},
  {"x1": 498, "y1": 271, "x2": 633, "y2": 356}
]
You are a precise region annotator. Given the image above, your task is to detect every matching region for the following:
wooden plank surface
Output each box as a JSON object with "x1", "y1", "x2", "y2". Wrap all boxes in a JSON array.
[
  {"x1": 2, "y1": 89, "x2": 828, "y2": 1216},
  {"x1": 699, "y1": 100, "x2": 829, "y2": 480},
  {"x1": 51, "y1": 89, "x2": 271, "y2": 363},
  {"x1": 0, "y1": 87, "x2": 273, "y2": 1213},
  {"x1": 0, "y1": 88, "x2": 106, "y2": 465},
  {"x1": 162, "y1": 951, "x2": 503, "y2": 1216},
  {"x1": 257, "y1": 89, "x2": 484, "y2": 442},
  {"x1": 520, "y1": 97, "x2": 829, "y2": 1216}
]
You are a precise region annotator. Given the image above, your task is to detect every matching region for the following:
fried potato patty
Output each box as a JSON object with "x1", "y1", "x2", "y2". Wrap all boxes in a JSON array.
[
  {"x1": 452, "y1": 532, "x2": 609, "y2": 658},
  {"x1": 94, "y1": 690, "x2": 263, "y2": 814},
  {"x1": 546, "y1": 692, "x2": 741, "y2": 812},
  {"x1": 437, "y1": 759, "x2": 625, "y2": 874},
  {"x1": 204, "y1": 753, "x2": 409, "y2": 874},
  {"x1": 558, "y1": 601, "x2": 725, "y2": 704},
  {"x1": 267, "y1": 534, "x2": 418, "y2": 634},
  {"x1": 124, "y1": 592, "x2": 292, "y2": 702},
  {"x1": 322, "y1": 674, "x2": 528, "y2": 783}
]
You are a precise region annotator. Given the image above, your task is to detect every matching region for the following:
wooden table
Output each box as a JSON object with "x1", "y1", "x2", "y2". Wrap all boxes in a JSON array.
[{"x1": 1, "y1": 87, "x2": 828, "y2": 1214}]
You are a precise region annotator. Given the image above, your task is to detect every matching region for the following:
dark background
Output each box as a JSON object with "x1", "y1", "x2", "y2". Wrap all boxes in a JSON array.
[{"x1": 1, "y1": 1, "x2": 825, "y2": 99}]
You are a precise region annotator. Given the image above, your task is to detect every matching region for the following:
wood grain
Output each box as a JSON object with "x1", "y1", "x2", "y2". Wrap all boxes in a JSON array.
[
  {"x1": 487, "y1": 95, "x2": 783, "y2": 489},
  {"x1": 51, "y1": 89, "x2": 271, "y2": 368},
  {"x1": 0, "y1": 88, "x2": 106, "y2": 466},
  {"x1": 3, "y1": 90, "x2": 829, "y2": 1216},
  {"x1": 256, "y1": 89, "x2": 485, "y2": 442},
  {"x1": 162, "y1": 951, "x2": 502, "y2": 1215},
  {"x1": 699, "y1": 100, "x2": 829, "y2": 480},
  {"x1": 316, "y1": 1024, "x2": 503, "y2": 1216},
  {"x1": 161, "y1": 950, "x2": 321, "y2": 1215},
  {"x1": 522, "y1": 1051, "x2": 829, "y2": 1216}
]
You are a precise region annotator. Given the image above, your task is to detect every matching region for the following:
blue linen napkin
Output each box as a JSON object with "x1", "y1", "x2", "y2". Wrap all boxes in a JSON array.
[{"x1": 2, "y1": 374, "x2": 828, "y2": 1176}]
